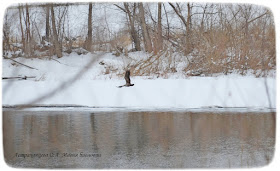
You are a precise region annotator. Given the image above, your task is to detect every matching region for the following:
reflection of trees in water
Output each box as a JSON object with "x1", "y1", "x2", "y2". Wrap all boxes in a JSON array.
[
  {"x1": 142, "y1": 112, "x2": 176, "y2": 152},
  {"x1": 86, "y1": 111, "x2": 275, "y2": 166},
  {"x1": 3, "y1": 111, "x2": 276, "y2": 168},
  {"x1": 125, "y1": 113, "x2": 148, "y2": 153},
  {"x1": 89, "y1": 114, "x2": 98, "y2": 151}
]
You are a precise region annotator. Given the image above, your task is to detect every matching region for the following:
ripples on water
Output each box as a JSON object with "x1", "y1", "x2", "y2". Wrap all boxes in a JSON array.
[{"x1": 3, "y1": 110, "x2": 275, "y2": 168}]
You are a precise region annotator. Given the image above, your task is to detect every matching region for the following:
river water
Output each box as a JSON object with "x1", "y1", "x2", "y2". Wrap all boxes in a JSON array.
[{"x1": 3, "y1": 109, "x2": 275, "y2": 168}]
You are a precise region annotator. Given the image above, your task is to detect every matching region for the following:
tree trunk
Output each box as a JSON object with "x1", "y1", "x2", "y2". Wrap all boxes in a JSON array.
[
  {"x1": 139, "y1": 3, "x2": 153, "y2": 53},
  {"x1": 51, "y1": 4, "x2": 62, "y2": 58},
  {"x1": 18, "y1": 5, "x2": 26, "y2": 54},
  {"x1": 25, "y1": 3, "x2": 32, "y2": 56},
  {"x1": 46, "y1": 5, "x2": 50, "y2": 41},
  {"x1": 156, "y1": 2, "x2": 163, "y2": 52},
  {"x1": 86, "y1": 2, "x2": 93, "y2": 52},
  {"x1": 186, "y1": 3, "x2": 192, "y2": 55},
  {"x1": 3, "y1": 13, "x2": 9, "y2": 54},
  {"x1": 25, "y1": 4, "x2": 31, "y2": 43},
  {"x1": 163, "y1": 3, "x2": 170, "y2": 40}
]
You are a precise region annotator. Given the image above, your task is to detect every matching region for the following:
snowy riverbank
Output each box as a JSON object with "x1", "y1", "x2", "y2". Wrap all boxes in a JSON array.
[
  {"x1": 2, "y1": 52, "x2": 276, "y2": 109},
  {"x1": 2, "y1": 77, "x2": 275, "y2": 109}
]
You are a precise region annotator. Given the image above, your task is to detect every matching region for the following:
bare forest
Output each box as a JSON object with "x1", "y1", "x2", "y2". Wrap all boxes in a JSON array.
[{"x1": 3, "y1": 2, "x2": 275, "y2": 77}]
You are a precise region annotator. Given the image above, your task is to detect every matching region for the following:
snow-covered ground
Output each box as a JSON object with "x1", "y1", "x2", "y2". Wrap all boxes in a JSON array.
[{"x1": 2, "y1": 52, "x2": 276, "y2": 109}]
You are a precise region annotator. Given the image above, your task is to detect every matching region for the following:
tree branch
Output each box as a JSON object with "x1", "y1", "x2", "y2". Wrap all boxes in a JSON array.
[
  {"x1": 3, "y1": 57, "x2": 38, "y2": 70},
  {"x1": 248, "y1": 11, "x2": 268, "y2": 24},
  {"x1": 113, "y1": 4, "x2": 127, "y2": 13},
  {"x1": 169, "y1": 2, "x2": 188, "y2": 28}
]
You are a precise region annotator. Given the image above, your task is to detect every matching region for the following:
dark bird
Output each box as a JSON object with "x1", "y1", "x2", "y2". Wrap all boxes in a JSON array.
[
  {"x1": 118, "y1": 70, "x2": 134, "y2": 88},
  {"x1": 99, "y1": 61, "x2": 105, "y2": 65}
]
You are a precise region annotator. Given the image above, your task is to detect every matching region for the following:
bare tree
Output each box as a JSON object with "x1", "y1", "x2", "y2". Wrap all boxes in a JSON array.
[
  {"x1": 51, "y1": 4, "x2": 62, "y2": 58},
  {"x1": 169, "y1": 2, "x2": 192, "y2": 55},
  {"x1": 18, "y1": 5, "x2": 26, "y2": 55},
  {"x1": 139, "y1": 2, "x2": 153, "y2": 53},
  {"x1": 25, "y1": 3, "x2": 31, "y2": 56},
  {"x1": 124, "y1": 3, "x2": 141, "y2": 51},
  {"x1": 115, "y1": 3, "x2": 141, "y2": 51},
  {"x1": 86, "y1": 2, "x2": 93, "y2": 51},
  {"x1": 45, "y1": 5, "x2": 50, "y2": 41},
  {"x1": 162, "y1": 3, "x2": 170, "y2": 40},
  {"x1": 3, "y1": 12, "x2": 10, "y2": 56},
  {"x1": 156, "y1": 2, "x2": 163, "y2": 52}
]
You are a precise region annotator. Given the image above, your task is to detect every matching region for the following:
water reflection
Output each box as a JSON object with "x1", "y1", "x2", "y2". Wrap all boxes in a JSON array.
[{"x1": 3, "y1": 110, "x2": 275, "y2": 168}]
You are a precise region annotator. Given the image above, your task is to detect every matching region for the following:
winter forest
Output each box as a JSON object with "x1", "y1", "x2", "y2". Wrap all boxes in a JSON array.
[{"x1": 3, "y1": 2, "x2": 275, "y2": 77}]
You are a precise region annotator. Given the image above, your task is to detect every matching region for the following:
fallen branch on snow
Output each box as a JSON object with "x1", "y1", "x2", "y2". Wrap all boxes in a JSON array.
[
  {"x1": 3, "y1": 57, "x2": 38, "y2": 70},
  {"x1": 2, "y1": 76, "x2": 36, "y2": 80}
]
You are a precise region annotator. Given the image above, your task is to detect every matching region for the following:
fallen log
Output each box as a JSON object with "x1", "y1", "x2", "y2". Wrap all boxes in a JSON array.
[{"x1": 2, "y1": 76, "x2": 36, "y2": 80}]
